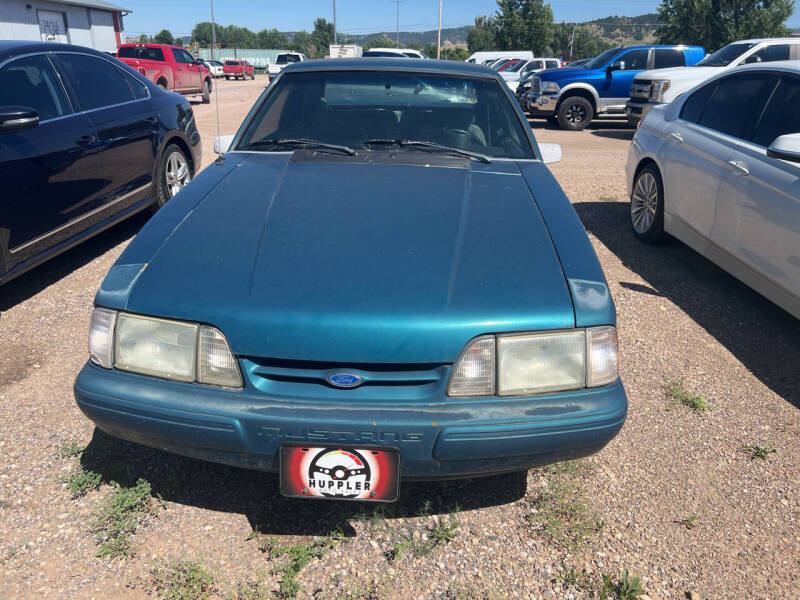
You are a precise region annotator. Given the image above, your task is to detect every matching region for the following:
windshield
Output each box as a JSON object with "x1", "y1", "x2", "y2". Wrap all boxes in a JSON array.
[
  {"x1": 235, "y1": 70, "x2": 533, "y2": 159},
  {"x1": 505, "y1": 60, "x2": 528, "y2": 73},
  {"x1": 583, "y1": 47, "x2": 623, "y2": 69},
  {"x1": 696, "y1": 43, "x2": 756, "y2": 67},
  {"x1": 277, "y1": 54, "x2": 300, "y2": 64}
]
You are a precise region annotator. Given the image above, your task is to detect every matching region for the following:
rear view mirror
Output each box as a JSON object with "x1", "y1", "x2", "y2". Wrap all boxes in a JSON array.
[
  {"x1": 0, "y1": 106, "x2": 39, "y2": 133},
  {"x1": 767, "y1": 133, "x2": 800, "y2": 163},
  {"x1": 539, "y1": 143, "x2": 562, "y2": 164},
  {"x1": 214, "y1": 134, "x2": 235, "y2": 154}
]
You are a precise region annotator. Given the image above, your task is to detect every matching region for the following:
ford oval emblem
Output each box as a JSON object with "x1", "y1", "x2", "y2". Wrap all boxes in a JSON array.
[{"x1": 327, "y1": 372, "x2": 363, "y2": 388}]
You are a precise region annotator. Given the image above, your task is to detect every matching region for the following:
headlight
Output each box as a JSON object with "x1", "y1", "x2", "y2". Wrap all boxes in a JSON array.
[
  {"x1": 447, "y1": 327, "x2": 618, "y2": 397},
  {"x1": 88, "y1": 308, "x2": 242, "y2": 388},
  {"x1": 651, "y1": 80, "x2": 670, "y2": 102},
  {"x1": 541, "y1": 80, "x2": 560, "y2": 93}
]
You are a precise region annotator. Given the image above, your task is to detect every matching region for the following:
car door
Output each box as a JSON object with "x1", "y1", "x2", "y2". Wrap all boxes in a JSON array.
[
  {"x1": 600, "y1": 48, "x2": 650, "y2": 109},
  {"x1": 53, "y1": 52, "x2": 158, "y2": 214},
  {"x1": 172, "y1": 47, "x2": 201, "y2": 91},
  {"x1": 712, "y1": 72, "x2": 800, "y2": 306},
  {"x1": 0, "y1": 53, "x2": 104, "y2": 264},
  {"x1": 662, "y1": 72, "x2": 778, "y2": 242}
]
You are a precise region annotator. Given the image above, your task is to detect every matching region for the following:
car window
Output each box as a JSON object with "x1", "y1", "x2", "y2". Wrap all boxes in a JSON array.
[
  {"x1": 696, "y1": 72, "x2": 779, "y2": 139},
  {"x1": 584, "y1": 47, "x2": 623, "y2": 69},
  {"x1": 117, "y1": 46, "x2": 165, "y2": 61},
  {"x1": 613, "y1": 49, "x2": 649, "y2": 70},
  {"x1": 173, "y1": 49, "x2": 195, "y2": 64},
  {"x1": 751, "y1": 74, "x2": 800, "y2": 147},
  {"x1": 0, "y1": 54, "x2": 71, "y2": 120},
  {"x1": 680, "y1": 81, "x2": 717, "y2": 123},
  {"x1": 696, "y1": 42, "x2": 755, "y2": 67},
  {"x1": 546, "y1": 60, "x2": 559, "y2": 69},
  {"x1": 744, "y1": 44, "x2": 800, "y2": 64},
  {"x1": 55, "y1": 53, "x2": 134, "y2": 110},
  {"x1": 236, "y1": 70, "x2": 534, "y2": 159},
  {"x1": 121, "y1": 70, "x2": 148, "y2": 100},
  {"x1": 654, "y1": 49, "x2": 684, "y2": 68}
]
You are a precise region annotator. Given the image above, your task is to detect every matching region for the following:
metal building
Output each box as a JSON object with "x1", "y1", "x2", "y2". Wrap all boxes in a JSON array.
[{"x1": 0, "y1": 0, "x2": 130, "y2": 53}]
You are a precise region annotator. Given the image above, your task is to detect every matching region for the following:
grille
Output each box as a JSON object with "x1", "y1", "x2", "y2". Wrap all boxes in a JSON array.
[
  {"x1": 242, "y1": 357, "x2": 450, "y2": 401},
  {"x1": 630, "y1": 81, "x2": 653, "y2": 100}
]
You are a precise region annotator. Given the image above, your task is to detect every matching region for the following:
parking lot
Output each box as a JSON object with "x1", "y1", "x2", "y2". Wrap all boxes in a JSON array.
[{"x1": 1, "y1": 76, "x2": 799, "y2": 599}]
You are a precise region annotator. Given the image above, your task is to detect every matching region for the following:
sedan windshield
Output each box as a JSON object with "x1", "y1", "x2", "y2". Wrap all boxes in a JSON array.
[
  {"x1": 583, "y1": 47, "x2": 623, "y2": 69},
  {"x1": 235, "y1": 70, "x2": 534, "y2": 159},
  {"x1": 695, "y1": 43, "x2": 756, "y2": 67}
]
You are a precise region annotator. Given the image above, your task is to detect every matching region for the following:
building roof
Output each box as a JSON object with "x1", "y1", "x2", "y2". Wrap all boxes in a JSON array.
[{"x1": 56, "y1": 0, "x2": 132, "y2": 13}]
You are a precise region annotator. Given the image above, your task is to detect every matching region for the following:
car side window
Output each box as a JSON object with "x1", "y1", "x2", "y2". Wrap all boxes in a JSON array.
[
  {"x1": 745, "y1": 44, "x2": 790, "y2": 64},
  {"x1": 55, "y1": 53, "x2": 134, "y2": 110},
  {"x1": 696, "y1": 72, "x2": 779, "y2": 139},
  {"x1": 121, "y1": 70, "x2": 148, "y2": 100},
  {"x1": 0, "y1": 54, "x2": 71, "y2": 120},
  {"x1": 751, "y1": 74, "x2": 800, "y2": 147},
  {"x1": 680, "y1": 82, "x2": 716, "y2": 123},
  {"x1": 173, "y1": 49, "x2": 194, "y2": 64},
  {"x1": 546, "y1": 60, "x2": 559, "y2": 69},
  {"x1": 612, "y1": 49, "x2": 649, "y2": 70},
  {"x1": 654, "y1": 49, "x2": 684, "y2": 68}
]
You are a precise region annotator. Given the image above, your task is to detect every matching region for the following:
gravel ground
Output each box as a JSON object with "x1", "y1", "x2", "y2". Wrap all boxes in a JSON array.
[{"x1": 1, "y1": 76, "x2": 798, "y2": 600}]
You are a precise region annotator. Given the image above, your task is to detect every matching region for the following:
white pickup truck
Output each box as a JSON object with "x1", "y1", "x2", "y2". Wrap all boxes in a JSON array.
[
  {"x1": 268, "y1": 52, "x2": 307, "y2": 79},
  {"x1": 626, "y1": 38, "x2": 800, "y2": 124}
]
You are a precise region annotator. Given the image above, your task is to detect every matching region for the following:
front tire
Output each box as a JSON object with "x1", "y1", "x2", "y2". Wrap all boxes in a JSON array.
[
  {"x1": 154, "y1": 144, "x2": 191, "y2": 210},
  {"x1": 201, "y1": 79, "x2": 211, "y2": 104},
  {"x1": 557, "y1": 96, "x2": 593, "y2": 131},
  {"x1": 630, "y1": 164, "x2": 666, "y2": 243},
  {"x1": 225, "y1": 75, "x2": 230, "y2": 80}
]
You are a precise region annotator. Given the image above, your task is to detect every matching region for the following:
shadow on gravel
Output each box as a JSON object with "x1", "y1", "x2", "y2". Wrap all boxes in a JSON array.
[
  {"x1": 0, "y1": 212, "x2": 148, "y2": 313},
  {"x1": 575, "y1": 200, "x2": 800, "y2": 406},
  {"x1": 81, "y1": 429, "x2": 527, "y2": 538},
  {"x1": 527, "y1": 118, "x2": 633, "y2": 135}
]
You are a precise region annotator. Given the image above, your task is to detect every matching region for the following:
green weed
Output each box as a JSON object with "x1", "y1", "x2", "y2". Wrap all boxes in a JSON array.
[
  {"x1": 56, "y1": 441, "x2": 85, "y2": 459},
  {"x1": 666, "y1": 380, "x2": 710, "y2": 412},
  {"x1": 745, "y1": 441, "x2": 777, "y2": 459},
  {"x1": 65, "y1": 465, "x2": 101, "y2": 498},
  {"x1": 93, "y1": 478, "x2": 154, "y2": 558},
  {"x1": 149, "y1": 558, "x2": 215, "y2": 600},
  {"x1": 677, "y1": 515, "x2": 698, "y2": 530},
  {"x1": 269, "y1": 530, "x2": 345, "y2": 599}
]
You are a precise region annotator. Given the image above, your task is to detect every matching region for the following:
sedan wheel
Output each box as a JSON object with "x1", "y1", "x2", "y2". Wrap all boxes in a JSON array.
[
  {"x1": 630, "y1": 165, "x2": 665, "y2": 242},
  {"x1": 165, "y1": 150, "x2": 190, "y2": 198}
]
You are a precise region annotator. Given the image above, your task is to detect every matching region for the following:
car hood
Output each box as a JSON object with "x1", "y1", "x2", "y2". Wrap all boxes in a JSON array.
[
  {"x1": 102, "y1": 153, "x2": 577, "y2": 363},
  {"x1": 634, "y1": 65, "x2": 724, "y2": 83},
  {"x1": 537, "y1": 67, "x2": 593, "y2": 81}
]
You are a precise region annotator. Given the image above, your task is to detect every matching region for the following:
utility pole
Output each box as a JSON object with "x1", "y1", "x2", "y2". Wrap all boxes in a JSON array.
[
  {"x1": 569, "y1": 25, "x2": 575, "y2": 61},
  {"x1": 333, "y1": 0, "x2": 337, "y2": 45},
  {"x1": 436, "y1": 0, "x2": 442, "y2": 59},
  {"x1": 392, "y1": 0, "x2": 403, "y2": 47},
  {"x1": 209, "y1": 0, "x2": 216, "y2": 60}
]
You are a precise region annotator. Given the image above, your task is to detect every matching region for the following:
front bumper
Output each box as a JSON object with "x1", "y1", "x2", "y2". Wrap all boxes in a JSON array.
[
  {"x1": 74, "y1": 361, "x2": 627, "y2": 480},
  {"x1": 625, "y1": 100, "x2": 660, "y2": 123},
  {"x1": 521, "y1": 93, "x2": 557, "y2": 115}
]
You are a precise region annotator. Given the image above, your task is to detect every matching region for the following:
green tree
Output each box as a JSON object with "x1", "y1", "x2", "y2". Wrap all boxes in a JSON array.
[
  {"x1": 154, "y1": 29, "x2": 173, "y2": 45},
  {"x1": 494, "y1": 0, "x2": 554, "y2": 55},
  {"x1": 222, "y1": 25, "x2": 257, "y2": 48},
  {"x1": 311, "y1": 18, "x2": 335, "y2": 57},
  {"x1": 551, "y1": 22, "x2": 612, "y2": 60},
  {"x1": 363, "y1": 36, "x2": 397, "y2": 50},
  {"x1": 256, "y1": 28, "x2": 289, "y2": 49},
  {"x1": 138, "y1": 33, "x2": 151, "y2": 43},
  {"x1": 290, "y1": 30, "x2": 314, "y2": 54},
  {"x1": 466, "y1": 15, "x2": 498, "y2": 51},
  {"x1": 192, "y1": 21, "x2": 216, "y2": 46},
  {"x1": 656, "y1": 0, "x2": 794, "y2": 49}
]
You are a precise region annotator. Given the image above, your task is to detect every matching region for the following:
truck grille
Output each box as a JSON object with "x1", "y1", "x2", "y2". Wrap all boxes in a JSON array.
[
  {"x1": 630, "y1": 81, "x2": 653, "y2": 100},
  {"x1": 242, "y1": 357, "x2": 449, "y2": 401}
]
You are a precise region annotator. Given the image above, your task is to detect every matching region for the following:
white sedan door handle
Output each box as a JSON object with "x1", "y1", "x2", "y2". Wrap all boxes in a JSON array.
[
  {"x1": 727, "y1": 160, "x2": 750, "y2": 176},
  {"x1": 668, "y1": 132, "x2": 684, "y2": 143}
]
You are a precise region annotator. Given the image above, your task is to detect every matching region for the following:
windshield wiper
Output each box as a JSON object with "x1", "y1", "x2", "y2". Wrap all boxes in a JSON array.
[
  {"x1": 238, "y1": 138, "x2": 356, "y2": 155},
  {"x1": 363, "y1": 139, "x2": 492, "y2": 164}
]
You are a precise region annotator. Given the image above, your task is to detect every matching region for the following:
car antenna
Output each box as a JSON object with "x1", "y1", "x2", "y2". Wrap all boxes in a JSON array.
[{"x1": 210, "y1": 0, "x2": 222, "y2": 155}]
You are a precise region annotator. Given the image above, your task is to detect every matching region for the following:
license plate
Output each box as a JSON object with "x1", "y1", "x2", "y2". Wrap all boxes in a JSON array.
[{"x1": 280, "y1": 446, "x2": 400, "y2": 502}]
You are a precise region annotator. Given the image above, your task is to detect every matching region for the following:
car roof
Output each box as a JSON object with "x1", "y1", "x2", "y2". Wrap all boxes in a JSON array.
[
  {"x1": 0, "y1": 40, "x2": 111, "y2": 62},
  {"x1": 733, "y1": 60, "x2": 800, "y2": 74},
  {"x1": 732, "y1": 37, "x2": 800, "y2": 44},
  {"x1": 283, "y1": 58, "x2": 501, "y2": 78}
]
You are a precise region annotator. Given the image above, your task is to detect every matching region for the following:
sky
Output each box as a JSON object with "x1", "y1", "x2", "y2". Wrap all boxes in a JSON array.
[{"x1": 121, "y1": 0, "x2": 800, "y2": 38}]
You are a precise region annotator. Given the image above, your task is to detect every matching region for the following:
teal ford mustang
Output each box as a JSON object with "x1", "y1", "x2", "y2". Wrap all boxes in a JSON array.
[{"x1": 75, "y1": 59, "x2": 626, "y2": 502}]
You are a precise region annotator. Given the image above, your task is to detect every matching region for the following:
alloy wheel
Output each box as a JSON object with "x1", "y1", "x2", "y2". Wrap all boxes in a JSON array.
[
  {"x1": 631, "y1": 172, "x2": 659, "y2": 234},
  {"x1": 565, "y1": 103, "x2": 586, "y2": 125},
  {"x1": 165, "y1": 151, "x2": 190, "y2": 198}
]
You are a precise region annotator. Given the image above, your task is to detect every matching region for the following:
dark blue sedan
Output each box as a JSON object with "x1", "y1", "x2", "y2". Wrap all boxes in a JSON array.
[
  {"x1": 75, "y1": 59, "x2": 626, "y2": 502},
  {"x1": 0, "y1": 41, "x2": 201, "y2": 285}
]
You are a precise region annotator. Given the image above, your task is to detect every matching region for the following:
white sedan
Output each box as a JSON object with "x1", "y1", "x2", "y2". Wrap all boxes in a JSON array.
[{"x1": 626, "y1": 62, "x2": 800, "y2": 319}]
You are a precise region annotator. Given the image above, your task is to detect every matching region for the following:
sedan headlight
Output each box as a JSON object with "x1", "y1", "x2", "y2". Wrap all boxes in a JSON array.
[
  {"x1": 541, "y1": 80, "x2": 560, "y2": 93},
  {"x1": 651, "y1": 80, "x2": 671, "y2": 103},
  {"x1": 88, "y1": 308, "x2": 242, "y2": 388},
  {"x1": 447, "y1": 327, "x2": 618, "y2": 397}
]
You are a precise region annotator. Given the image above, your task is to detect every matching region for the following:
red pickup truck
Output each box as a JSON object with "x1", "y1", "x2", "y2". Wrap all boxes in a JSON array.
[
  {"x1": 117, "y1": 43, "x2": 212, "y2": 103},
  {"x1": 223, "y1": 60, "x2": 255, "y2": 80}
]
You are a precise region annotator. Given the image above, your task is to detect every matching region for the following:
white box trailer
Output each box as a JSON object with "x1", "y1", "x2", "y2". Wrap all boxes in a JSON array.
[
  {"x1": 329, "y1": 44, "x2": 362, "y2": 58},
  {"x1": 466, "y1": 51, "x2": 534, "y2": 64}
]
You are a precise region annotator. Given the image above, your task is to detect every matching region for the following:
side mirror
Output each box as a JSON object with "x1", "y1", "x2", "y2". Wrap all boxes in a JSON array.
[
  {"x1": 0, "y1": 106, "x2": 39, "y2": 133},
  {"x1": 195, "y1": 58, "x2": 204, "y2": 65},
  {"x1": 213, "y1": 134, "x2": 235, "y2": 154},
  {"x1": 539, "y1": 142, "x2": 562, "y2": 164},
  {"x1": 607, "y1": 61, "x2": 624, "y2": 72},
  {"x1": 767, "y1": 133, "x2": 800, "y2": 163}
]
